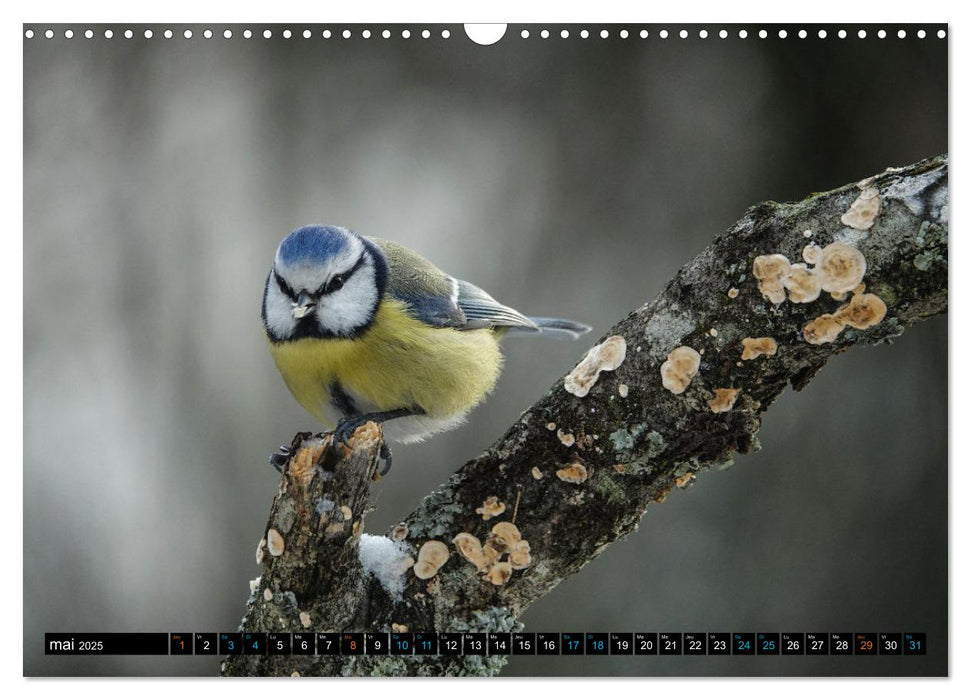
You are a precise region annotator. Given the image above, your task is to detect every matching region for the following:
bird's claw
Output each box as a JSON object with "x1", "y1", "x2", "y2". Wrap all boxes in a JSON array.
[
  {"x1": 333, "y1": 417, "x2": 363, "y2": 449},
  {"x1": 268, "y1": 445, "x2": 292, "y2": 473},
  {"x1": 378, "y1": 443, "x2": 393, "y2": 477}
]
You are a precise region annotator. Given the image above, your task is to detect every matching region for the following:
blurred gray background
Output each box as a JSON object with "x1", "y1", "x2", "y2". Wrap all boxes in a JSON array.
[{"x1": 24, "y1": 24, "x2": 947, "y2": 676}]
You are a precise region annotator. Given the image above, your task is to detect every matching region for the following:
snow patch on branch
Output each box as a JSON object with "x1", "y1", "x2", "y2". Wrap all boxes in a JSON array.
[{"x1": 358, "y1": 534, "x2": 414, "y2": 598}]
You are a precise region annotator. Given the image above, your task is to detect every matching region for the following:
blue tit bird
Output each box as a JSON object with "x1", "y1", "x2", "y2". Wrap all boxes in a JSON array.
[{"x1": 262, "y1": 224, "x2": 591, "y2": 473}]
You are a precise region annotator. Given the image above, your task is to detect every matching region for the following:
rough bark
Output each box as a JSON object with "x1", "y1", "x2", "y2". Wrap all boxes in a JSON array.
[{"x1": 223, "y1": 154, "x2": 948, "y2": 677}]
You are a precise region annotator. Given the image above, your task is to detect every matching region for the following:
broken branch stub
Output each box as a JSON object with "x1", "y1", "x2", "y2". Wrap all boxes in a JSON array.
[{"x1": 222, "y1": 427, "x2": 384, "y2": 677}]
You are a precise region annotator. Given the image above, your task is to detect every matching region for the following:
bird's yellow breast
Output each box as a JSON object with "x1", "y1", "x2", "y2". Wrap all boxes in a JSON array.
[{"x1": 267, "y1": 298, "x2": 503, "y2": 426}]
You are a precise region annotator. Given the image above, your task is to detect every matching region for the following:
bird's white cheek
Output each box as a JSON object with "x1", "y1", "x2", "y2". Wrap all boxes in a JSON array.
[
  {"x1": 265, "y1": 286, "x2": 298, "y2": 337},
  {"x1": 315, "y1": 275, "x2": 378, "y2": 335}
]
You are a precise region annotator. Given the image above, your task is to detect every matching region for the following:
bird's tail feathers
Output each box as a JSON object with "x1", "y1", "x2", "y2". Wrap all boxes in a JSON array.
[{"x1": 507, "y1": 316, "x2": 592, "y2": 340}]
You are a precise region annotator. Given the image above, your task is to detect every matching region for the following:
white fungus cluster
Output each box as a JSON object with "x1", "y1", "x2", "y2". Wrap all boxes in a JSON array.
[
  {"x1": 841, "y1": 186, "x2": 883, "y2": 230},
  {"x1": 660, "y1": 346, "x2": 701, "y2": 394},
  {"x1": 753, "y1": 241, "x2": 867, "y2": 306},
  {"x1": 564, "y1": 335, "x2": 627, "y2": 397}
]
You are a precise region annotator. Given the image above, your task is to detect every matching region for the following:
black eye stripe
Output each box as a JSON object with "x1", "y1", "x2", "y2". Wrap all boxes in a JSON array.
[
  {"x1": 274, "y1": 270, "x2": 297, "y2": 300},
  {"x1": 315, "y1": 252, "x2": 369, "y2": 297},
  {"x1": 316, "y1": 274, "x2": 343, "y2": 296}
]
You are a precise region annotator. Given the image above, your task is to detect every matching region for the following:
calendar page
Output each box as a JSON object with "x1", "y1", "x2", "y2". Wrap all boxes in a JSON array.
[{"x1": 24, "y1": 21, "x2": 947, "y2": 678}]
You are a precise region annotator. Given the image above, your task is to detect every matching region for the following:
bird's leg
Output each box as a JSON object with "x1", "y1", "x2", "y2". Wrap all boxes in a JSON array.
[
  {"x1": 333, "y1": 406, "x2": 425, "y2": 475},
  {"x1": 333, "y1": 407, "x2": 423, "y2": 446}
]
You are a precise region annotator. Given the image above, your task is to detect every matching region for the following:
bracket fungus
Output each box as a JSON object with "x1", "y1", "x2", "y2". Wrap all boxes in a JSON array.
[
  {"x1": 452, "y1": 533, "x2": 488, "y2": 569},
  {"x1": 803, "y1": 273, "x2": 888, "y2": 345},
  {"x1": 452, "y1": 532, "x2": 500, "y2": 574},
  {"x1": 413, "y1": 540, "x2": 450, "y2": 580},
  {"x1": 454, "y1": 522, "x2": 531, "y2": 586},
  {"x1": 484, "y1": 522, "x2": 531, "y2": 582},
  {"x1": 819, "y1": 242, "x2": 867, "y2": 293},
  {"x1": 753, "y1": 243, "x2": 867, "y2": 306},
  {"x1": 488, "y1": 522, "x2": 522, "y2": 549},
  {"x1": 564, "y1": 335, "x2": 627, "y2": 397},
  {"x1": 508, "y1": 540, "x2": 532, "y2": 570},
  {"x1": 835, "y1": 292, "x2": 888, "y2": 329},
  {"x1": 708, "y1": 388, "x2": 741, "y2": 413},
  {"x1": 783, "y1": 263, "x2": 822, "y2": 303},
  {"x1": 803, "y1": 313, "x2": 845, "y2": 345},
  {"x1": 840, "y1": 186, "x2": 883, "y2": 230},
  {"x1": 266, "y1": 528, "x2": 285, "y2": 557},
  {"x1": 752, "y1": 253, "x2": 792, "y2": 304},
  {"x1": 475, "y1": 496, "x2": 507, "y2": 521},
  {"x1": 418, "y1": 540, "x2": 449, "y2": 567},
  {"x1": 412, "y1": 561, "x2": 437, "y2": 579},
  {"x1": 660, "y1": 345, "x2": 701, "y2": 394},
  {"x1": 556, "y1": 455, "x2": 590, "y2": 484},
  {"x1": 741, "y1": 337, "x2": 777, "y2": 361},
  {"x1": 485, "y1": 562, "x2": 513, "y2": 585}
]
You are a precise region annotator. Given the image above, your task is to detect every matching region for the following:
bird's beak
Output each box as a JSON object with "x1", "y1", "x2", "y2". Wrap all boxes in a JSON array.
[{"x1": 291, "y1": 292, "x2": 316, "y2": 320}]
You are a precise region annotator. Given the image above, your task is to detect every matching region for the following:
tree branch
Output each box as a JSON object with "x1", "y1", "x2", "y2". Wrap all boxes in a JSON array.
[{"x1": 223, "y1": 154, "x2": 948, "y2": 677}]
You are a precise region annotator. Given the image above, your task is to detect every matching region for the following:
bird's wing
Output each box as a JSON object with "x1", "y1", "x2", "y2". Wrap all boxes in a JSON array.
[
  {"x1": 369, "y1": 237, "x2": 466, "y2": 328},
  {"x1": 453, "y1": 279, "x2": 538, "y2": 332},
  {"x1": 369, "y1": 237, "x2": 537, "y2": 332}
]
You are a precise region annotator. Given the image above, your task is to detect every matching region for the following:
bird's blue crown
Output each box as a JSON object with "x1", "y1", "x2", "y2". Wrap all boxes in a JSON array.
[{"x1": 278, "y1": 225, "x2": 353, "y2": 266}]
